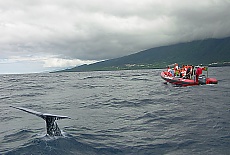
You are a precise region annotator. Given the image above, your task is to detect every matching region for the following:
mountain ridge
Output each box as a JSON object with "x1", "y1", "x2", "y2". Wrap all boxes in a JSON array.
[{"x1": 55, "y1": 37, "x2": 230, "y2": 72}]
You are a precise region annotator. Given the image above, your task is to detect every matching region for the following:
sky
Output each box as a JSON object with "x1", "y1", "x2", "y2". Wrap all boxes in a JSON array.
[{"x1": 0, "y1": 0, "x2": 230, "y2": 74}]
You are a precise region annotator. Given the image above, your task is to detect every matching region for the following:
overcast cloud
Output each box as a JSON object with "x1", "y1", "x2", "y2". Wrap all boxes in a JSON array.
[{"x1": 0, "y1": 0, "x2": 230, "y2": 74}]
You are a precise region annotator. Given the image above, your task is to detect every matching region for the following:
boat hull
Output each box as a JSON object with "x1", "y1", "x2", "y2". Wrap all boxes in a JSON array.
[
  {"x1": 206, "y1": 78, "x2": 218, "y2": 84},
  {"x1": 161, "y1": 71, "x2": 218, "y2": 86}
]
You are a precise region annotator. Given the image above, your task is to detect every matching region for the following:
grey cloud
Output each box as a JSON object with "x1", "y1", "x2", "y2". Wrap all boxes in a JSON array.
[{"x1": 0, "y1": 0, "x2": 230, "y2": 62}]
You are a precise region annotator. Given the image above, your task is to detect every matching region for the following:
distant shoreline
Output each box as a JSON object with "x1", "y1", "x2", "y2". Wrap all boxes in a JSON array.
[
  {"x1": 51, "y1": 62, "x2": 230, "y2": 73},
  {"x1": 208, "y1": 62, "x2": 230, "y2": 67}
]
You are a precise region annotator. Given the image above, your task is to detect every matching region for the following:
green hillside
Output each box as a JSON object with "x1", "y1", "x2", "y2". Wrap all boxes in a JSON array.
[{"x1": 57, "y1": 37, "x2": 230, "y2": 72}]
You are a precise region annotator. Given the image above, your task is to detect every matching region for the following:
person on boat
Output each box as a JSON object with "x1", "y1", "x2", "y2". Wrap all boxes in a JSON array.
[
  {"x1": 175, "y1": 68, "x2": 180, "y2": 77},
  {"x1": 173, "y1": 64, "x2": 179, "y2": 77},
  {"x1": 185, "y1": 66, "x2": 191, "y2": 79},
  {"x1": 171, "y1": 69, "x2": 175, "y2": 76},
  {"x1": 191, "y1": 66, "x2": 195, "y2": 79},
  {"x1": 167, "y1": 66, "x2": 171, "y2": 76},
  {"x1": 185, "y1": 65, "x2": 193, "y2": 79},
  {"x1": 167, "y1": 66, "x2": 174, "y2": 76},
  {"x1": 179, "y1": 68, "x2": 184, "y2": 78},
  {"x1": 195, "y1": 66, "x2": 203, "y2": 82},
  {"x1": 174, "y1": 63, "x2": 179, "y2": 71},
  {"x1": 181, "y1": 65, "x2": 187, "y2": 78}
]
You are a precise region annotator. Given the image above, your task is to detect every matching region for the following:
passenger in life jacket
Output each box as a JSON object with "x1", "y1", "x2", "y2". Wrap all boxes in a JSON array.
[
  {"x1": 179, "y1": 68, "x2": 184, "y2": 78},
  {"x1": 172, "y1": 63, "x2": 179, "y2": 77},
  {"x1": 174, "y1": 63, "x2": 179, "y2": 71},
  {"x1": 181, "y1": 65, "x2": 187, "y2": 78},
  {"x1": 195, "y1": 66, "x2": 203, "y2": 82},
  {"x1": 167, "y1": 66, "x2": 172, "y2": 76},
  {"x1": 168, "y1": 67, "x2": 174, "y2": 77},
  {"x1": 175, "y1": 68, "x2": 180, "y2": 77}
]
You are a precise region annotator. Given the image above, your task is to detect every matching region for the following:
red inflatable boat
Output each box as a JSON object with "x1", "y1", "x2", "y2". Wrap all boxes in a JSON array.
[{"x1": 161, "y1": 65, "x2": 218, "y2": 87}]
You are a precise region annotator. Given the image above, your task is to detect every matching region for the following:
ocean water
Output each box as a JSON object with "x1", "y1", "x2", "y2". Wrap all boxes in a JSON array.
[{"x1": 0, "y1": 67, "x2": 229, "y2": 155}]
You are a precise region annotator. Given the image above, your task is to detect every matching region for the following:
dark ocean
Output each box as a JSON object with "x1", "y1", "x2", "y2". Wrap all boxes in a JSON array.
[{"x1": 0, "y1": 67, "x2": 229, "y2": 155}]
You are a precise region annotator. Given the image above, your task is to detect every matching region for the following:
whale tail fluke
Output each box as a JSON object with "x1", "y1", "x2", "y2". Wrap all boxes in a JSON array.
[{"x1": 10, "y1": 106, "x2": 70, "y2": 136}]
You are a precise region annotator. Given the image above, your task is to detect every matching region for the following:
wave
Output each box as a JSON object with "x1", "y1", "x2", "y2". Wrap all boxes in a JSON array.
[
  {"x1": 4, "y1": 134, "x2": 122, "y2": 155},
  {"x1": 1, "y1": 68, "x2": 229, "y2": 154},
  {"x1": 131, "y1": 78, "x2": 152, "y2": 81}
]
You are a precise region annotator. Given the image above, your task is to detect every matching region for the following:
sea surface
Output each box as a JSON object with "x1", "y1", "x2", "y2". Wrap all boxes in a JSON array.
[{"x1": 0, "y1": 67, "x2": 229, "y2": 155}]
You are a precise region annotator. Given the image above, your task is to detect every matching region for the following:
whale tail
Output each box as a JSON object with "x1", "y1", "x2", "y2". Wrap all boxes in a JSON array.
[{"x1": 10, "y1": 106, "x2": 70, "y2": 136}]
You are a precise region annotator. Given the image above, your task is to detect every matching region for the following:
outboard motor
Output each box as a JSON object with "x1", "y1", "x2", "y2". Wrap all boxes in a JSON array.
[{"x1": 198, "y1": 75, "x2": 206, "y2": 85}]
